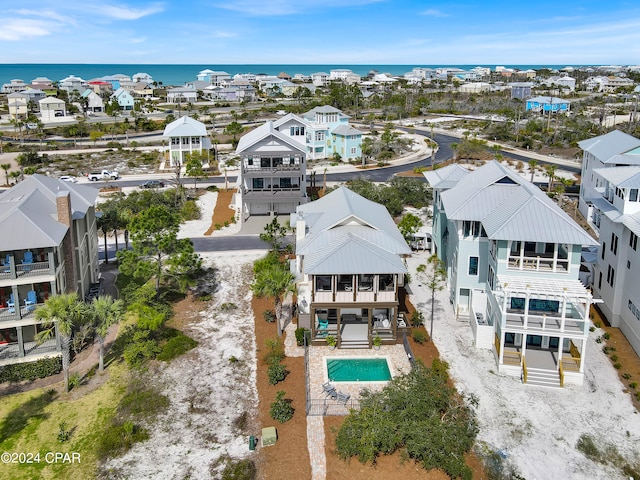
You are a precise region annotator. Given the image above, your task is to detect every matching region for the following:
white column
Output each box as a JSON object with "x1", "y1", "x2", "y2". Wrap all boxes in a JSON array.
[
  {"x1": 579, "y1": 339, "x2": 587, "y2": 374},
  {"x1": 560, "y1": 292, "x2": 567, "y2": 332},
  {"x1": 524, "y1": 288, "x2": 530, "y2": 329},
  {"x1": 557, "y1": 336, "x2": 563, "y2": 371}
]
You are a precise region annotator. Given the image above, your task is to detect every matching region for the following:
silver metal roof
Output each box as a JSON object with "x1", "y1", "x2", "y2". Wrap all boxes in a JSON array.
[
  {"x1": 0, "y1": 175, "x2": 98, "y2": 251},
  {"x1": 162, "y1": 115, "x2": 207, "y2": 138},
  {"x1": 578, "y1": 130, "x2": 640, "y2": 162},
  {"x1": 422, "y1": 164, "x2": 470, "y2": 189},
  {"x1": 441, "y1": 161, "x2": 597, "y2": 246},
  {"x1": 235, "y1": 121, "x2": 306, "y2": 154},
  {"x1": 593, "y1": 166, "x2": 640, "y2": 188},
  {"x1": 331, "y1": 125, "x2": 363, "y2": 136}
]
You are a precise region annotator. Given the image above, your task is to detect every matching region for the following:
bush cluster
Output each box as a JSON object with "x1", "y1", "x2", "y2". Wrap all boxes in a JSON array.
[
  {"x1": 157, "y1": 334, "x2": 198, "y2": 362},
  {"x1": 268, "y1": 364, "x2": 288, "y2": 385},
  {"x1": 0, "y1": 356, "x2": 62, "y2": 383},
  {"x1": 263, "y1": 310, "x2": 276, "y2": 323},
  {"x1": 270, "y1": 390, "x2": 294, "y2": 423},
  {"x1": 295, "y1": 327, "x2": 310, "y2": 346}
]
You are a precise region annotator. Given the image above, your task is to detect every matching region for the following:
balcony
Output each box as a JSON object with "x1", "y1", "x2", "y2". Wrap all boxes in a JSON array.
[
  {"x1": 312, "y1": 274, "x2": 397, "y2": 304},
  {"x1": 243, "y1": 163, "x2": 302, "y2": 173},
  {"x1": 507, "y1": 255, "x2": 569, "y2": 273},
  {"x1": 0, "y1": 338, "x2": 59, "y2": 366}
]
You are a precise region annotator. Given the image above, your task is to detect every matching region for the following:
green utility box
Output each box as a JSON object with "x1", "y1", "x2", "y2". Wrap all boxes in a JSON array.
[{"x1": 249, "y1": 436, "x2": 257, "y2": 450}]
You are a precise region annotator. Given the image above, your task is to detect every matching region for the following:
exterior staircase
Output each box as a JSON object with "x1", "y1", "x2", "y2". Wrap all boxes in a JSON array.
[
  {"x1": 339, "y1": 339, "x2": 370, "y2": 349},
  {"x1": 524, "y1": 367, "x2": 562, "y2": 389}
]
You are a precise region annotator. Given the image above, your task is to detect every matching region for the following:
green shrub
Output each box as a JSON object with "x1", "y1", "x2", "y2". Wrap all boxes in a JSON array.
[
  {"x1": 220, "y1": 302, "x2": 238, "y2": 312},
  {"x1": 206, "y1": 185, "x2": 219, "y2": 192},
  {"x1": 96, "y1": 421, "x2": 149, "y2": 460},
  {"x1": 123, "y1": 329, "x2": 161, "y2": 367},
  {"x1": 603, "y1": 332, "x2": 611, "y2": 340},
  {"x1": 576, "y1": 434, "x2": 602, "y2": 463},
  {"x1": 263, "y1": 309, "x2": 276, "y2": 323},
  {"x1": 410, "y1": 310, "x2": 424, "y2": 327},
  {"x1": 295, "y1": 327, "x2": 310, "y2": 346},
  {"x1": 221, "y1": 458, "x2": 256, "y2": 480},
  {"x1": 413, "y1": 330, "x2": 427, "y2": 344},
  {"x1": 614, "y1": 363, "x2": 622, "y2": 369},
  {"x1": 119, "y1": 387, "x2": 170, "y2": 418},
  {"x1": 0, "y1": 356, "x2": 62, "y2": 383},
  {"x1": 57, "y1": 421, "x2": 74, "y2": 443},
  {"x1": 264, "y1": 337, "x2": 285, "y2": 365},
  {"x1": 629, "y1": 382, "x2": 638, "y2": 390},
  {"x1": 610, "y1": 355, "x2": 619, "y2": 362},
  {"x1": 68, "y1": 372, "x2": 82, "y2": 390},
  {"x1": 270, "y1": 390, "x2": 294, "y2": 423},
  {"x1": 180, "y1": 199, "x2": 200, "y2": 221},
  {"x1": 623, "y1": 373, "x2": 632, "y2": 380},
  {"x1": 229, "y1": 356, "x2": 239, "y2": 363},
  {"x1": 268, "y1": 364, "x2": 288, "y2": 385},
  {"x1": 157, "y1": 334, "x2": 198, "y2": 361}
]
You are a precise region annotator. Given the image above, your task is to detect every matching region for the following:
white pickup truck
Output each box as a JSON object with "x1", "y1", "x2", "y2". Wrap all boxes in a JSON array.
[{"x1": 87, "y1": 170, "x2": 119, "y2": 181}]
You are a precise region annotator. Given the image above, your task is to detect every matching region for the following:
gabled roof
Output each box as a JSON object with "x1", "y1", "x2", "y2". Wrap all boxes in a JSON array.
[
  {"x1": 526, "y1": 96, "x2": 570, "y2": 104},
  {"x1": 302, "y1": 105, "x2": 350, "y2": 121},
  {"x1": 273, "y1": 113, "x2": 312, "y2": 130},
  {"x1": 235, "y1": 121, "x2": 305, "y2": 154},
  {"x1": 0, "y1": 175, "x2": 98, "y2": 251},
  {"x1": 423, "y1": 164, "x2": 470, "y2": 189},
  {"x1": 163, "y1": 115, "x2": 207, "y2": 138},
  {"x1": 593, "y1": 166, "x2": 640, "y2": 189},
  {"x1": 39, "y1": 97, "x2": 65, "y2": 105},
  {"x1": 440, "y1": 161, "x2": 597, "y2": 246},
  {"x1": 295, "y1": 186, "x2": 411, "y2": 272},
  {"x1": 578, "y1": 130, "x2": 640, "y2": 163}
]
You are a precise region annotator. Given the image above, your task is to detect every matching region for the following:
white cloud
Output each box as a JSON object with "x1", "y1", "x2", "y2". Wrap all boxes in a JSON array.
[
  {"x1": 97, "y1": 3, "x2": 164, "y2": 20},
  {"x1": 12, "y1": 9, "x2": 76, "y2": 24},
  {"x1": 0, "y1": 19, "x2": 54, "y2": 40},
  {"x1": 216, "y1": 0, "x2": 383, "y2": 16},
  {"x1": 420, "y1": 9, "x2": 449, "y2": 17}
]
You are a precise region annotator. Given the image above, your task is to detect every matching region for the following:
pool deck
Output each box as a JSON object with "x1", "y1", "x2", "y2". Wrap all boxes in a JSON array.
[{"x1": 308, "y1": 344, "x2": 412, "y2": 407}]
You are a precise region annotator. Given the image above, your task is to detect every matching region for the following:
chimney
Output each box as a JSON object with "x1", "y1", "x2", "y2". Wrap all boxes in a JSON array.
[
  {"x1": 56, "y1": 191, "x2": 78, "y2": 293},
  {"x1": 296, "y1": 211, "x2": 306, "y2": 242}
]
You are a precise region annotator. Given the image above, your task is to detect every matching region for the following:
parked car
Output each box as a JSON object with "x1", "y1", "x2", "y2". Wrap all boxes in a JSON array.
[
  {"x1": 140, "y1": 180, "x2": 165, "y2": 188},
  {"x1": 59, "y1": 175, "x2": 77, "y2": 183}
]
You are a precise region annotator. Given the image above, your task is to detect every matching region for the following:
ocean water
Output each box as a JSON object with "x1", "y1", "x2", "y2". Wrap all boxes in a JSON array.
[{"x1": 0, "y1": 64, "x2": 585, "y2": 88}]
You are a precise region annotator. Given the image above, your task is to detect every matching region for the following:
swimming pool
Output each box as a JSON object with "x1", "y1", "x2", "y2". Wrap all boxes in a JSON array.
[{"x1": 326, "y1": 357, "x2": 392, "y2": 382}]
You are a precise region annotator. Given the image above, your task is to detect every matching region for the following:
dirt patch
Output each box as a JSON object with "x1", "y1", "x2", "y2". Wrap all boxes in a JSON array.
[
  {"x1": 592, "y1": 306, "x2": 640, "y2": 411},
  {"x1": 253, "y1": 295, "x2": 311, "y2": 480},
  {"x1": 204, "y1": 189, "x2": 236, "y2": 236}
]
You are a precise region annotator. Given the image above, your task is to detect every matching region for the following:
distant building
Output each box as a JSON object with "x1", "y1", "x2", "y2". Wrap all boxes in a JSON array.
[
  {"x1": 39, "y1": 97, "x2": 67, "y2": 122},
  {"x1": 510, "y1": 82, "x2": 534, "y2": 100},
  {"x1": 2, "y1": 79, "x2": 28, "y2": 94},
  {"x1": 163, "y1": 116, "x2": 212, "y2": 167},
  {"x1": 525, "y1": 96, "x2": 570, "y2": 113}
]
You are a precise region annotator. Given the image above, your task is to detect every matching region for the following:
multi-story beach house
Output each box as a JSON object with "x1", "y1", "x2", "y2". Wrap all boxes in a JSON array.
[
  {"x1": 525, "y1": 96, "x2": 571, "y2": 114},
  {"x1": 0, "y1": 175, "x2": 99, "y2": 366},
  {"x1": 110, "y1": 87, "x2": 135, "y2": 111},
  {"x1": 235, "y1": 121, "x2": 307, "y2": 221},
  {"x1": 577, "y1": 130, "x2": 640, "y2": 356},
  {"x1": 578, "y1": 130, "x2": 640, "y2": 224},
  {"x1": 292, "y1": 186, "x2": 412, "y2": 348},
  {"x1": 273, "y1": 106, "x2": 363, "y2": 162},
  {"x1": 162, "y1": 115, "x2": 212, "y2": 167},
  {"x1": 425, "y1": 161, "x2": 597, "y2": 386}
]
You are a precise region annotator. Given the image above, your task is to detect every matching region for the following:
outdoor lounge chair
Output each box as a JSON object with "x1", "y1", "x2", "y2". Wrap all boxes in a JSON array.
[
  {"x1": 7, "y1": 294, "x2": 15, "y2": 314},
  {"x1": 22, "y1": 251, "x2": 34, "y2": 264},
  {"x1": 336, "y1": 391, "x2": 351, "y2": 404},
  {"x1": 24, "y1": 290, "x2": 37, "y2": 311},
  {"x1": 322, "y1": 382, "x2": 336, "y2": 397}
]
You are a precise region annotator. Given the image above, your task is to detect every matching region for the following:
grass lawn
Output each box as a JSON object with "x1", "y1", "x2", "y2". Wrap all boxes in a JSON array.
[{"x1": 0, "y1": 364, "x2": 127, "y2": 480}]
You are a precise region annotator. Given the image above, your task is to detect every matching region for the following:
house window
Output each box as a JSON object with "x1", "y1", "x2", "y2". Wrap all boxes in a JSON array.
[
  {"x1": 378, "y1": 274, "x2": 394, "y2": 291},
  {"x1": 607, "y1": 265, "x2": 615, "y2": 287},
  {"x1": 315, "y1": 131, "x2": 325, "y2": 142},
  {"x1": 631, "y1": 189, "x2": 639, "y2": 202},
  {"x1": 488, "y1": 265, "x2": 495, "y2": 289},
  {"x1": 315, "y1": 276, "x2": 332, "y2": 291},
  {"x1": 468, "y1": 256, "x2": 479, "y2": 275},
  {"x1": 247, "y1": 157, "x2": 253, "y2": 166},
  {"x1": 191, "y1": 137, "x2": 200, "y2": 145},
  {"x1": 182, "y1": 137, "x2": 189, "y2": 145},
  {"x1": 350, "y1": 147, "x2": 357, "y2": 155},
  {"x1": 601, "y1": 242, "x2": 606, "y2": 260},
  {"x1": 279, "y1": 178, "x2": 292, "y2": 188},
  {"x1": 598, "y1": 272, "x2": 602, "y2": 289},
  {"x1": 611, "y1": 233, "x2": 618, "y2": 255},
  {"x1": 289, "y1": 126, "x2": 304, "y2": 136},
  {"x1": 252, "y1": 178, "x2": 264, "y2": 189},
  {"x1": 630, "y1": 232, "x2": 638, "y2": 251},
  {"x1": 171, "y1": 138, "x2": 179, "y2": 145},
  {"x1": 463, "y1": 221, "x2": 481, "y2": 238},
  {"x1": 627, "y1": 260, "x2": 631, "y2": 270}
]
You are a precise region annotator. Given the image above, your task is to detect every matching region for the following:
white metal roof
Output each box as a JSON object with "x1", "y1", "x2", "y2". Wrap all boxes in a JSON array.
[
  {"x1": 235, "y1": 121, "x2": 306, "y2": 154},
  {"x1": 593, "y1": 166, "x2": 640, "y2": 189},
  {"x1": 422, "y1": 164, "x2": 470, "y2": 190},
  {"x1": 163, "y1": 115, "x2": 208, "y2": 138},
  {"x1": 578, "y1": 130, "x2": 640, "y2": 162}
]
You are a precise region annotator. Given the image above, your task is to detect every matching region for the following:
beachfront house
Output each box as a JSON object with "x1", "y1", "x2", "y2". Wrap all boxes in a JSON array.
[
  {"x1": 0, "y1": 175, "x2": 100, "y2": 366},
  {"x1": 293, "y1": 187, "x2": 412, "y2": 348},
  {"x1": 167, "y1": 87, "x2": 197, "y2": 104},
  {"x1": 162, "y1": 115, "x2": 212, "y2": 167},
  {"x1": 7, "y1": 94, "x2": 28, "y2": 121},
  {"x1": 235, "y1": 121, "x2": 307, "y2": 222},
  {"x1": 424, "y1": 161, "x2": 597, "y2": 387},
  {"x1": 81, "y1": 89, "x2": 104, "y2": 113}
]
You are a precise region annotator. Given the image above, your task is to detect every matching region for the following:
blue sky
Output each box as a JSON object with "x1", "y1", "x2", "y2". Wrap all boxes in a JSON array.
[{"x1": 1, "y1": 0, "x2": 639, "y2": 64}]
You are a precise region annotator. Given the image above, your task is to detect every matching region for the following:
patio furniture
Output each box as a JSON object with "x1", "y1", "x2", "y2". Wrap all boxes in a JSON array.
[
  {"x1": 22, "y1": 251, "x2": 34, "y2": 264},
  {"x1": 322, "y1": 382, "x2": 336, "y2": 397},
  {"x1": 2, "y1": 255, "x2": 10, "y2": 273},
  {"x1": 7, "y1": 294, "x2": 15, "y2": 314},
  {"x1": 336, "y1": 391, "x2": 351, "y2": 404},
  {"x1": 24, "y1": 290, "x2": 37, "y2": 311}
]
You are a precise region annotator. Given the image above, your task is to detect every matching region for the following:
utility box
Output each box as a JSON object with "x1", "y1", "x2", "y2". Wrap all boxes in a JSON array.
[
  {"x1": 249, "y1": 436, "x2": 257, "y2": 451},
  {"x1": 261, "y1": 427, "x2": 277, "y2": 447}
]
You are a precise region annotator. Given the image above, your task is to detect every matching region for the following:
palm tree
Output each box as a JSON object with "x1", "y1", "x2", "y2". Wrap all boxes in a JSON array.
[
  {"x1": 545, "y1": 164, "x2": 558, "y2": 192},
  {"x1": 450, "y1": 143, "x2": 458, "y2": 163},
  {"x1": 528, "y1": 159, "x2": 538, "y2": 183},
  {"x1": 90, "y1": 295, "x2": 124, "y2": 372},
  {"x1": 36, "y1": 293, "x2": 88, "y2": 392},
  {"x1": 252, "y1": 262, "x2": 296, "y2": 337},
  {"x1": 0, "y1": 163, "x2": 10, "y2": 186}
]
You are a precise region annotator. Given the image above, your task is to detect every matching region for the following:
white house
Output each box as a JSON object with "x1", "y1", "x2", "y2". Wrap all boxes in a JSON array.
[
  {"x1": 39, "y1": 97, "x2": 67, "y2": 122},
  {"x1": 162, "y1": 116, "x2": 212, "y2": 167},
  {"x1": 167, "y1": 87, "x2": 197, "y2": 104},
  {"x1": 424, "y1": 161, "x2": 597, "y2": 387},
  {"x1": 235, "y1": 121, "x2": 307, "y2": 221},
  {"x1": 58, "y1": 75, "x2": 87, "y2": 93},
  {"x1": 2, "y1": 79, "x2": 28, "y2": 94},
  {"x1": 81, "y1": 89, "x2": 104, "y2": 113}
]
